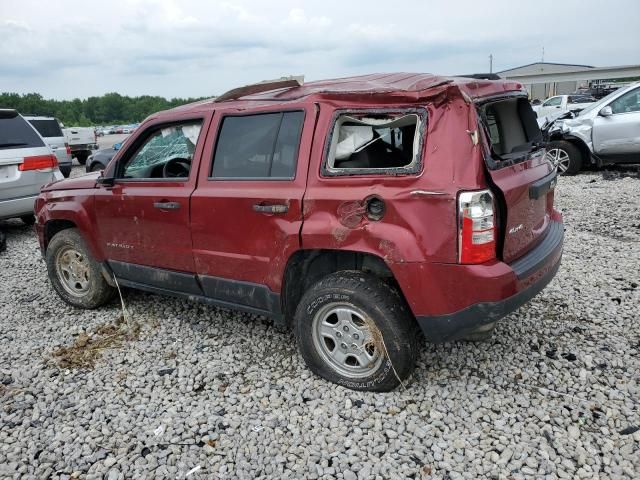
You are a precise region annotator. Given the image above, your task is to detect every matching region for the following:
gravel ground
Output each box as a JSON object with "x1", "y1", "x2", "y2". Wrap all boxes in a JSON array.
[{"x1": 1, "y1": 166, "x2": 639, "y2": 479}]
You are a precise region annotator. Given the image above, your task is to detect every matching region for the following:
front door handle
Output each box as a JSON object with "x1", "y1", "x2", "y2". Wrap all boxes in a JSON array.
[
  {"x1": 154, "y1": 201, "x2": 181, "y2": 210},
  {"x1": 253, "y1": 203, "x2": 289, "y2": 214}
]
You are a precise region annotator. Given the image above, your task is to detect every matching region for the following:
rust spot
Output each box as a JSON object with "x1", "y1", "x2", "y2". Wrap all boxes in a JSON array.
[
  {"x1": 337, "y1": 201, "x2": 366, "y2": 228},
  {"x1": 332, "y1": 227, "x2": 349, "y2": 243},
  {"x1": 302, "y1": 199, "x2": 315, "y2": 218}
]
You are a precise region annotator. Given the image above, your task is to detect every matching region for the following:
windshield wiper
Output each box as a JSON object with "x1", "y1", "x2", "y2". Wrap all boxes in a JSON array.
[{"x1": 0, "y1": 142, "x2": 28, "y2": 148}]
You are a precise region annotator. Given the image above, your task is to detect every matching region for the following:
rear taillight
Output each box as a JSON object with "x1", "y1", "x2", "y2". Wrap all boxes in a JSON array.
[
  {"x1": 65, "y1": 143, "x2": 71, "y2": 155},
  {"x1": 19, "y1": 154, "x2": 58, "y2": 171},
  {"x1": 458, "y1": 189, "x2": 496, "y2": 264}
]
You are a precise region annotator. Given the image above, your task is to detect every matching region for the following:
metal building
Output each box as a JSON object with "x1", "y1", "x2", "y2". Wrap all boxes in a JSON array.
[{"x1": 497, "y1": 62, "x2": 640, "y2": 100}]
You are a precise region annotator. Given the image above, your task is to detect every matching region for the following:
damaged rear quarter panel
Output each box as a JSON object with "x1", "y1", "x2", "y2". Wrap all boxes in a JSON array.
[{"x1": 301, "y1": 98, "x2": 482, "y2": 268}]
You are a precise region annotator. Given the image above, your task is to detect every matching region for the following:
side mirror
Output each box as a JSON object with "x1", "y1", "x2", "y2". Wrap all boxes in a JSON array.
[
  {"x1": 96, "y1": 175, "x2": 115, "y2": 186},
  {"x1": 113, "y1": 143, "x2": 122, "y2": 150},
  {"x1": 599, "y1": 106, "x2": 613, "y2": 117}
]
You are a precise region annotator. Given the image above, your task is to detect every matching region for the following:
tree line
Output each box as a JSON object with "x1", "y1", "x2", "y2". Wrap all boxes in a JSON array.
[{"x1": 0, "y1": 92, "x2": 210, "y2": 127}]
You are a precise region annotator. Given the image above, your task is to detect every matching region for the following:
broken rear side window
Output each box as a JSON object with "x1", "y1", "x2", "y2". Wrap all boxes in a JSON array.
[
  {"x1": 323, "y1": 110, "x2": 425, "y2": 176},
  {"x1": 479, "y1": 98, "x2": 542, "y2": 164}
]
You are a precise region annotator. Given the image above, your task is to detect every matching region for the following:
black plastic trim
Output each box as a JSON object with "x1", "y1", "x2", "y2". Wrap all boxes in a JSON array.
[
  {"x1": 199, "y1": 275, "x2": 282, "y2": 314},
  {"x1": 510, "y1": 220, "x2": 563, "y2": 280},
  {"x1": 108, "y1": 260, "x2": 203, "y2": 295},
  {"x1": 417, "y1": 255, "x2": 561, "y2": 343},
  {"x1": 529, "y1": 171, "x2": 557, "y2": 200}
]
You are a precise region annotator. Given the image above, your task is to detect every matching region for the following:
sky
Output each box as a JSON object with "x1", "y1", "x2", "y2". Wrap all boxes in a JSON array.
[{"x1": 1, "y1": 0, "x2": 639, "y2": 100}]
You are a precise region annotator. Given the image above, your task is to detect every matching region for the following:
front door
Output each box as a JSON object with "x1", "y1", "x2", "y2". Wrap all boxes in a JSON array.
[
  {"x1": 190, "y1": 107, "x2": 316, "y2": 313},
  {"x1": 94, "y1": 116, "x2": 209, "y2": 288},
  {"x1": 593, "y1": 87, "x2": 640, "y2": 157}
]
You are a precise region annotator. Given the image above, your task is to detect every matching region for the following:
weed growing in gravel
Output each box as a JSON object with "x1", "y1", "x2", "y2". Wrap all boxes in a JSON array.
[{"x1": 50, "y1": 315, "x2": 140, "y2": 369}]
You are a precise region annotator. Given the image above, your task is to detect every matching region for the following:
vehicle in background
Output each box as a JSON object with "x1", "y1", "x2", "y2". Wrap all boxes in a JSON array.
[
  {"x1": 35, "y1": 74, "x2": 563, "y2": 391},
  {"x1": 24, "y1": 115, "x2": 73, "y2": 178},
  {"x1": 544, "y1": 82, "x2": 640, "y2": 174},
  {"x1": 532, "y1": 94, "x2": 596, "y2": 121},
  {"x1": 63, "y1": 126, "x2": 98, "y2": 165},
  {"x1": 85, "y1": 138, "x2": 127, "y2": 172},
  {"x1": 1, "y1": 109, "x2": 63, "y2": 224},
  {"x1": 575, "y1": 83, "x2": 627, "y2": 100}
]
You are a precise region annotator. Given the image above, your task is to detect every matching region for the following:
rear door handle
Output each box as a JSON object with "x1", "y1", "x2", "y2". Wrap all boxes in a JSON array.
[
  {"x1": 154, "y1": 201, "x2": 181, "y2": 210},
  {"x1": 253, "y1": 203, "x2": 289, "y2": 214}
]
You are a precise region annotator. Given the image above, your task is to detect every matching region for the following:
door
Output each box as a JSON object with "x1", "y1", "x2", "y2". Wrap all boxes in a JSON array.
[
  {"x1": 94, "y1": 117, "x2": 208, "y2": 287},
  {"x1": 191, "y1": 107, "x2": 315, "y2": 311},
  {"x1": 537, "y1": 96, "x2": 563, "y2": 117},
  {"x1": 593, "y1": 87, "x2": 640, "y2": 156}
]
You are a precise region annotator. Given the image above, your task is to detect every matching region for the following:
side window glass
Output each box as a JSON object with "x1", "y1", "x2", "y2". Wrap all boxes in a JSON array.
[
  {"x1": 324, "y1": 111, "x2": 423, "y2": 175},
  {"x1": 122, "y1": 122, "x2": 202, "y2": 179},
  {"x1": 610, "y1": 89, "x2": 640, "y2": 114},
  {"x1": 212, "y1": 111, "x2": 304, "y2": 179},
  {"x1": 543, "y1": 97, "x2": 562, "y2": 107}
]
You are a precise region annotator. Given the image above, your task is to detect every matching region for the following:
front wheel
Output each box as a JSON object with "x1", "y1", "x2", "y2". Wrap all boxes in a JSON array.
[
  {"x1": 294, "y1": 271, "x2": 419, "y2": 392},
  {"x1": 546, "y1": 140, "x2": 582, "y2": 175},
  {"x1": 46, "y1": 228, "x2": 115, "y2": 308}
]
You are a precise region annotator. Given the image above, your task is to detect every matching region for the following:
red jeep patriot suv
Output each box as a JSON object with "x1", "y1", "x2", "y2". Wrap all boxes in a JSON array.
[{"x1": 35, "y1": 74, "x2": 563, "y2": 391}]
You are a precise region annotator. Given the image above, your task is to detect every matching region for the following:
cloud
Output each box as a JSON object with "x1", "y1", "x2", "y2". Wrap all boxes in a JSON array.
[{"x1": 0, "y1": 0, "x2": 638, "y2": 99}]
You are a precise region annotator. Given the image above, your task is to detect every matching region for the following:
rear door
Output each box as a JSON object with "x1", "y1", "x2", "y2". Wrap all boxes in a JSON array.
[
  {"x1": 538, "y1": 96, "x2": 563, "y2": 117},
  {"x1": 190, "y1": 106, "x2": 315, "y2": 310},
  {"x1": 478, "y1": 96, "x2": 557, "y2": 263},
  {"x1": 592, "y1": 86, "x2": 640, "y2": 156}
]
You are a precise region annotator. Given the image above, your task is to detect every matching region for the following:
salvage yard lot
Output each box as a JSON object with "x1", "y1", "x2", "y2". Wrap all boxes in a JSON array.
[{"x1": 1, "y1": 167, "x2": 639, "y2": 479}]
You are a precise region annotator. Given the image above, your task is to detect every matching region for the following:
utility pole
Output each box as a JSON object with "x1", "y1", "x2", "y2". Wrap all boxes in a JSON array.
[
  {"x1": 489, "y1": 54, "x2": 493, "y2": 73},
  {"x1": 541, "y1": 46, "x2": 545, "y2": 63}
]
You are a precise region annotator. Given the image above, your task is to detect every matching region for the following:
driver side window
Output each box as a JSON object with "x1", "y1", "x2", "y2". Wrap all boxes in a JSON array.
[
  {"x1": 610, "y1": 88, "x2": 640, "y2": 115},
  {"x1": 543, "y1": 96, "x2": 562, "y2": 107},
  {"x1": 122, "y1": 121, "x2": 202, "y2": 179}
]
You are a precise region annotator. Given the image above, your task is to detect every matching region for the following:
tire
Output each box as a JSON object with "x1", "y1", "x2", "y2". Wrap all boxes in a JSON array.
[
  {"x1": 294, "y1": 271, "x2": 419, "y2": 392},
  {"x1": 462, "y1": 322, "x2": 496, "y2": 342},
  {"x1": 546, "y1": 140, "x2": 582, "y2": 175},
  {"x1": 46, "y1": 228, "x2": 115, "y2": 309},
  {"x1": 20, "y1": 215, "x2": 36, "y2": 226},
  {"x1": 76, "y1": 153, "x2": 88, "y2": 165},
  {"x1": 59, "y1": 165, "x2": 71, "y2": 178}
]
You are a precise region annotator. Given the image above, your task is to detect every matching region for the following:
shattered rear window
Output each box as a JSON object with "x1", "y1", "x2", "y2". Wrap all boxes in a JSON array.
[{"x1": 323, "y1": 109, "x2": 426, "y2": 176}]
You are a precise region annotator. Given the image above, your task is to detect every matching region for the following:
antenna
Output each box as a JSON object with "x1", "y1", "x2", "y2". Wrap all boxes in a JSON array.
[
  {"x1": 541, "y1": 46, "x2": 545, "y2": 63},
  {"x1": 489, "y1": 54, "x2": 493, "y2": 73}
]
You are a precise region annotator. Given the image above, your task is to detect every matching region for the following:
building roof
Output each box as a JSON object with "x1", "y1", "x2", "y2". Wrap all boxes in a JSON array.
[{"x1": 497, "y1": 62, "x2": 595, "y2": 75}]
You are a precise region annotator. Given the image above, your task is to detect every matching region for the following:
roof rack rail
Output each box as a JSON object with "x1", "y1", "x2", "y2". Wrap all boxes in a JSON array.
[
  {"x1": 214, "y1": 75, "x2": 304, "y2": 103},
  {"x1": 456, "y1": 73, "x2": 501, "y2": 80}
]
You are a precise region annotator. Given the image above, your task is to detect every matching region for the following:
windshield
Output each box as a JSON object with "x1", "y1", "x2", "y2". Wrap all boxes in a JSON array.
[
  {"x1": 577, "y1": 85, "x2": 632, "y2": 116},
  {"x1": 29, "y1": 119, "x2": 64, "y2": 138},
  {"x1": 0, "y1": 115, "x2": 46, "y2": 149}
]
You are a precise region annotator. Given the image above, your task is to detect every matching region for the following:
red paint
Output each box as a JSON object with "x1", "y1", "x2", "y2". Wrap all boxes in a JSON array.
[{"x1": 35, "y1": 73, "x2": 563, "y2": 319}]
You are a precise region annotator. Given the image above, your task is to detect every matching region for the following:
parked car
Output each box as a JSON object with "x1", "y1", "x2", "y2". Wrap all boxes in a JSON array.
[
  {"x1": 63, "y1": 126, "x2": 98, "y2": 165},
  {"x1": 24, "y1": 116, "x2": 73, "y2": 178},
  {"x1": 544, "y1": 82, "x2": 640, "y2": 174},
  {"x1": 85, "y1": 139, "x2": 126, "y2": 172},
  {"x1": 34, "y1": 74, "x2": 563, "y2": 391},
  {"x1": 532, "y1": 94, "x2": 596, "y2": 120},
  {"x1": 1, "y1": 109, "x2": 63, "y2": 224}
]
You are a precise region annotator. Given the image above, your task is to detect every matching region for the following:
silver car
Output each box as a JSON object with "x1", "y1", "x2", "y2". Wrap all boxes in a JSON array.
[
  {"x1": 545, "y1": 82, "x2": 640, "y2": 174},
  {"x1": 0, "y1": 109, "x2": 63, "y2": 223},
  {"x1": 24, "y1": 115, "x2": 73, "y2": 177}
]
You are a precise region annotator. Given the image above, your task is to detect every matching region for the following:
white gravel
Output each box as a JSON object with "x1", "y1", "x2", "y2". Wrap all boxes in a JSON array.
[{"x1": 1, "y1": 165, "x2": 639, "y2": 479}]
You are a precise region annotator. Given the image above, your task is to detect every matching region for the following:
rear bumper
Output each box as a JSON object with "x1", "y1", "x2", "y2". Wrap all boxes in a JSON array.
[
  {"x1": 0, "y1": 194, "x2": 38, "y2": 219},
  {"x1": 412, "y1": 219, "x2": 564, "y2": 343}
]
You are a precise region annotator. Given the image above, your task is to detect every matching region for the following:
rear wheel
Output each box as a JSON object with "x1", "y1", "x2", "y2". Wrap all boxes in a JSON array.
[
  {"x1": 46, "y1": 228, "x2": 115, "y2": 308},
  {"x1": 546, "y1": 141, "x2": 582, "y2": 175},
  {"x1": 75, "y1": 153, "x2": 88, "y2": 165},
  {"x1": 294, "y1": 271, "x2": 419, "y2": 392}
]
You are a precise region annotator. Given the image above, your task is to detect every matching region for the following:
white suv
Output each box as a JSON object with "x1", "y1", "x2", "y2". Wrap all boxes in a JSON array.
[
  {"x1": 0, "y1": 110, "x2": 63, "y2": 223},
  {"x1": 24, "y1": 115, "x2": 73, "y2": 177}
]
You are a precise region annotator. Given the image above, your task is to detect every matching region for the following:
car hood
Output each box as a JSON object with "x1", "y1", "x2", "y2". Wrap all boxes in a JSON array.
[{"x1": 42, "y1": 171, "x2": 101, "y2": 192}]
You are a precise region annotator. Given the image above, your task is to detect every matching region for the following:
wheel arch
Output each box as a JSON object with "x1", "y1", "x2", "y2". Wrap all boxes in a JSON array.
[{"x1": 280, "y1": 248, "x2": 407, "y2": 326}]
